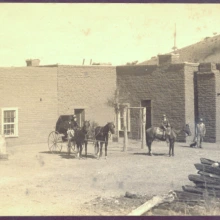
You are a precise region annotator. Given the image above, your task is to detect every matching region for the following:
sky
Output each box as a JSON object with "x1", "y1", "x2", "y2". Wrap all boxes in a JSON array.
[{"x1": 0, "y1": 3, "x2": 220, "y2": 66}]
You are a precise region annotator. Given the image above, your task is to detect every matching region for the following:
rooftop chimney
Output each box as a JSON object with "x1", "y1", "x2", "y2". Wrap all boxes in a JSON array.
[
  {"x1": 26, "y1": 59, "x2": 40, "y2": 67},
  {"x1": 199, "y1": 63, "x2": 217, "y2": 72},
  {"x1": 158, "y1": 53, "x2": 179, "y2": 65}
]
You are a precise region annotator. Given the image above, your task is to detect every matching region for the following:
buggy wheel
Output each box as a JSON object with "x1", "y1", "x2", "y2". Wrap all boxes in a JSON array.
[{"x1": 48, "y1": 131, "x2": 63, "y2": 153}]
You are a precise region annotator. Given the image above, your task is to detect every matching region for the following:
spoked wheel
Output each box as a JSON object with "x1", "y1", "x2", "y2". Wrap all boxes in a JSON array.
[{"x1": 48, "y1": 131, "x2": 63, "y2": 153}]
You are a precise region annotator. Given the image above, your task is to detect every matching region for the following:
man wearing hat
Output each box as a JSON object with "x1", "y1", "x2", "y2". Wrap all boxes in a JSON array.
[
  {"x1": 67, "y1": 114, "x2": 79, "y2": 148},
  {"x1": 161, "y1": 114, "x2": 171, "y2": 141},
  {"x1": 195, "y1": 118, "x2": 206, "y2": 148},
  {"x1": 69, "y1": 114, "x2": 78, "y2": 130}
]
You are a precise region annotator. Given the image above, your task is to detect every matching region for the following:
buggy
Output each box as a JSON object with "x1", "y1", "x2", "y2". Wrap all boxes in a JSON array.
[{"x1": 48, "y1": 115, "x2": 76, "y2": 154}]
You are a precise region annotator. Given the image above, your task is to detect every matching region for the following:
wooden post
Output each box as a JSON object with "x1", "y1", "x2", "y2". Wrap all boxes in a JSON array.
[
  {"x1": 140, "y1": 108, "x2": 143, "y2": 141},
  {"x1": 115, "y1": 103, "x2": 119, "y2": 142},
  {"x1": 127, "y1": 191, "x2": 176, "y2": 216},
  {"x1": 141, "y1": 108, "x2": 146, "y2": 149},
  {"x1": 115, "y1": 89, "x2": 119, "y2": 142},
  {"x1": 123, "y1": 106, "x2": 128, "y2": 151}
]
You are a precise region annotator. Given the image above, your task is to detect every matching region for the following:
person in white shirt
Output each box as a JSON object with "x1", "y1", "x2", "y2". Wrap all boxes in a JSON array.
[{"x1": 195, "y1": 118, "x2": 206, "y2": 148}]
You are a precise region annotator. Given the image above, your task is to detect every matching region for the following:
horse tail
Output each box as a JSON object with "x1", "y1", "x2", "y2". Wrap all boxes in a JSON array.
[{"x1": 146, "y1": 127, "x2": 154, "y2": 142}]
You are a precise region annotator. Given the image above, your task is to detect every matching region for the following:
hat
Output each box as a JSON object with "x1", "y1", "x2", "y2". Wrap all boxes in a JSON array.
[
  {"x1": 200, "y1": 118, "x2": 203, "y2": 122},
  {"x1": 163, "y1": 114, "x2": 166, "y2": 117},
  {"x1": 73, "y1": 114, "x2": 76, "y2": 118}
]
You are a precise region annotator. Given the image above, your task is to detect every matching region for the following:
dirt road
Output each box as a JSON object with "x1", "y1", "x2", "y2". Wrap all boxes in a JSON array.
[{"x1": 1, "y1": 139, "x2": 220, "y2": 216}]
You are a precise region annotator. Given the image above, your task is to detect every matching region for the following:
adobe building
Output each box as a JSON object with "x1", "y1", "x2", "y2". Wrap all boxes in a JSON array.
[
  {"x1": 0, "y1": 60, "x2": 116, "y2": 147},
  {"x1": 1, "y1": 53, "x2": 220, "y2": 147},
  {"x1": 116, "y1": 54, "x2": 198, "y2": 142},
  {"x1": 117, "y1": 54, "x2": 220, "y2": 143},
  {"x1": 196, "y1": 62, "x2": 220, "y2": 143}
]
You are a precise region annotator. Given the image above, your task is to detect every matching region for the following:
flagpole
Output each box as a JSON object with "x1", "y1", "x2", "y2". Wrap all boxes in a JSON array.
[{"x1": 172, "y1": 23, "x2": 177, "y2": 53}]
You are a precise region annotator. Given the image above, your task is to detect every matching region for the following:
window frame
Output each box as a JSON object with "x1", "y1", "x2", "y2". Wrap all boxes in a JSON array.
[
  {"x1": 118, "y1": 103, "x2": 130, "y2": 132},
  {"x1": 1, "y1": 107, "x2": 18, "y2": 137}
]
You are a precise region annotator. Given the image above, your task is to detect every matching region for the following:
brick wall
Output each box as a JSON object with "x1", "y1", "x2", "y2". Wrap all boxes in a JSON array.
[
  {"x1": 184, "y1": 63, "x2": 199, "y2": 143},
  {"x1": 0, "y1": 67, "x2": 58, "y2": 146},
  {"x1": 57, "y1": 65, "x2": 117, "y2": 126},
  {"x1": 215, "y1": 64, "x2": 220, "y2": 142},
  {"x1": 197, "y1": 63, "x2": 216, "y2": 142},
  {"x1": 0, "y1": 61, "x2": 217, "y2": 146},
  {"x1": 117, "y1": 63, "x2": 192, "y2": 142}
]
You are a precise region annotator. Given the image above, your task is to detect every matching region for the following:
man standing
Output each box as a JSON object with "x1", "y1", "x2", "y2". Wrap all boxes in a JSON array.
[
  {"x1": 67, "y1": 114, "x2": 79, "y2": 149},
  {"x1": 195, "y1": 118, "x2": 206, "y2": 148}
]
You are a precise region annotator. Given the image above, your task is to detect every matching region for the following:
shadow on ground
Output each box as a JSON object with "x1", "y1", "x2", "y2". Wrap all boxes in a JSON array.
[
  {"x1": 59, "y1": 154, "x2": 97, "y2": 160},
  {"x1": 133, "y1": 152, "x2": 167, "y2": 156},
  {"x1": 179, "y1": 145, "x2": 190, "y2": 148},
  {"x1": 133, "y1": 152, "x2": 150, "y2": 156},
  {"x1": 39, "y1": 151, "x2": 68, "y2": 155}
]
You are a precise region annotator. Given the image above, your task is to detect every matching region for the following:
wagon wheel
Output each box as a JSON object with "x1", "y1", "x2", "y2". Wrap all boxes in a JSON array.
[{"x1": 48, "y1": 131, "x2": 63, "y2": 153}]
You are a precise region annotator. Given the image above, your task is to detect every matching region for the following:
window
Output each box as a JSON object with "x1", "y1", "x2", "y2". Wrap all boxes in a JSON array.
[
  {"x1": 1, "y1": 108, "x2": 18, "y2": 137},
  {"x1": 118, "y1": 103, "x2": 130, "y2": 131}
]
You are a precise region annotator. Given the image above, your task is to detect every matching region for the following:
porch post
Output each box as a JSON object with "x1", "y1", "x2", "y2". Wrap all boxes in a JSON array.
[
  {"x1": 123, "y1": 106, "x2": 128, "y2": 151},
  {"x1": 141, "y1": 108, "x2": 146, "y2": 149}
]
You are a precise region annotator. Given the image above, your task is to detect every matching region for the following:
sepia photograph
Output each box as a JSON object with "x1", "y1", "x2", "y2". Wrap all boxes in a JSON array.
[{"x1": 1, "y1": 2, "x2": 220, "y2": 216}]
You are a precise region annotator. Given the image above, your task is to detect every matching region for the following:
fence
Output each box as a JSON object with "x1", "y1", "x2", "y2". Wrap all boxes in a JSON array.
[{"x1": 121, "y1": 106, "x2": 146, "y2": 151}]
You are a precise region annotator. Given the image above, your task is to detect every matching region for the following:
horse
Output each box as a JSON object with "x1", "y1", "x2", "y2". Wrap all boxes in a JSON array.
[
  {"x1": 146, "y1": 124, "x2": 191, "y2": 157},
  {"x1": 74, "y1": 120, "x2": 90, "y2": 159},
  {"x1": 95, "y1": 122, "x2": 115, "y2": 159}
]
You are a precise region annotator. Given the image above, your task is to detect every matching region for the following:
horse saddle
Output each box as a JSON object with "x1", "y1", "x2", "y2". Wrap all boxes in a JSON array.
[
  {"x1": 156, "y1": 127, "x2": 164, "y2": 136},
  {"x1": 156, "y1": 127, "x2": 171, "y2": 136}
]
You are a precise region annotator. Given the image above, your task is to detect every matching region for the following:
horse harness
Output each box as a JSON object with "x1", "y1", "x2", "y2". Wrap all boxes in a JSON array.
[
  {"x1": 95, "y1": 127, "x2": 106, "y2": 138},
  {"x1": 95, "y1": 126, "x2": 110, "y2": 144}
]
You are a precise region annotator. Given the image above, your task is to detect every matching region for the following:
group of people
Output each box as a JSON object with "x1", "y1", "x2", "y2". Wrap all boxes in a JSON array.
[{"x1": 160, "y1": 114, "x2": 206, "y2": 148}]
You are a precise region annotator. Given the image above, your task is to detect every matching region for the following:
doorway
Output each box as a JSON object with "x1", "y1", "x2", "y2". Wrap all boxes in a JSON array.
[{"x1": 74, "y1": 109, "x2": 85, "y2": 127}]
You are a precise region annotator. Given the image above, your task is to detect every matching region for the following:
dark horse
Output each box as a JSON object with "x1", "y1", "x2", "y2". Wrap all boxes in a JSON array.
[
  {"x1": 74, "y1": 120, "x2": 90, "y2": 159},
  {"x1": 95, "y1": 122, "x2": 115, "y2": 159},
  {"x1": 146, "y1": 124, "x2": 191, "y2": 157}
]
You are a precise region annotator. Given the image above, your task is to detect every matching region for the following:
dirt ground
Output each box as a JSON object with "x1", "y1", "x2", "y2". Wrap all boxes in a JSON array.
[{"x1": 1, "y1": 138, "x2": 220, "y2": 216}]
